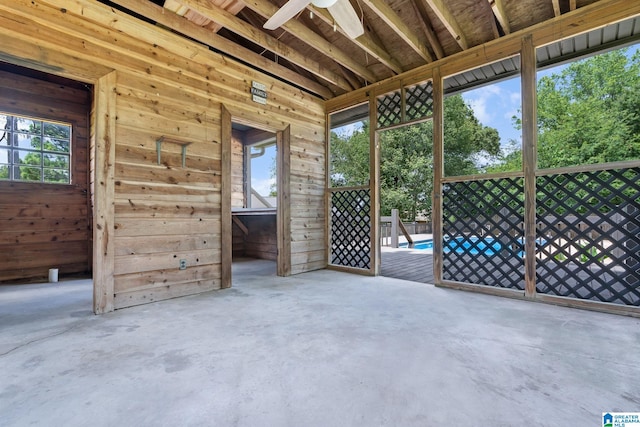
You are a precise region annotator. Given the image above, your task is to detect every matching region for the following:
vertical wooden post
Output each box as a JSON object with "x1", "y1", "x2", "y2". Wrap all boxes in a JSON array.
[
  {"x1": 391, "y1": 209, "x2": 399, "y2": 248},
  {"x1": 325, "y1": 113, "x2": 332, "y2": 267},
  {"x1": 370, "y1": 92, "x2": 381, "y2": 275},
  {"x1": 277, "y1": 126, "x2": 291, "y2": 276},
  {"x1": 221, "y1": 105, "x2": 232, "y2": 289},
  {"x1": 522, "y1": 35, "x2": 538, "y2": 299},
  {"x1": 432, "y1": 68, "x2": 444, "y2": 285},
  {"x1": 93, "y1": 71, "x2": 117, "y2": 314}
]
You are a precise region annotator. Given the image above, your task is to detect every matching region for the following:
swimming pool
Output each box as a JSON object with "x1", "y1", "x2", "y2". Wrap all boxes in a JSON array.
[
  {"x1": 400, "y1": 236, "x2": 518, "y2": 256},
  {"x1": 402, "y1": 237, "x2": 499, "y2": 253}
]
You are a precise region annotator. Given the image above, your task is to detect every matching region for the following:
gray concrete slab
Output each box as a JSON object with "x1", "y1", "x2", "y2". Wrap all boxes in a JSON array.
[{"x1": 1, "y1": 262, "x2": 639, "y2": 426}]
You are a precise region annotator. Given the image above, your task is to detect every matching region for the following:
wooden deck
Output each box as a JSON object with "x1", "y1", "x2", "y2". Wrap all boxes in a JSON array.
[{"x1": 381, "y1": 247, "x2": 434, "y2": 284}]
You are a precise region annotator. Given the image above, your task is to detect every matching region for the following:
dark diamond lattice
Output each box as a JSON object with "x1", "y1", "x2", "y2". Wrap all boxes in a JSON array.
[
  {"x1": 377, "y1": 91, "x2": 402, "y2": 129},
  {"x1": 405, "y1": 81, "x2": 434, "y2": 122},
  {"x1": 535, "y1": 168, "x2": 640, "y2": 306},
  {"x1": 442, "y1": 177, "x2": 525, "y2": 289},
  {"x1": 330, "y1": 189, "x2": 372, "y2": 269}
]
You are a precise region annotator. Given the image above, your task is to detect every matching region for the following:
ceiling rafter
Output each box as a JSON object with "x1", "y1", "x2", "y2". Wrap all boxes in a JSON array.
[
  {"x1": 174, "y1": 0, "x2": 354, "y2": 91},
  {"x1": 309, "y1": 5, "x2": 405, "y2": 74},
  {"x1": 411, "y1": 0, "x2": 444, "y2": 59},
  {"x1": 552, "y1": 0, "x2": 562, "y2": 16},
  {"x1": 490, "y1": 0, "x2": 510, "y2": 34},
  {"x1": 358, "y1": 0, "x2": 434, "y2": 63},
  {"x1": 296, "y1": 9, "x2": 364, "y2": 89},
  {"x1": 570, "y1": 0, "x2": 577, "y2": 11},
  {"x1": 422, "y1": 0, "x2": 469, "y2": 50},
  {"x1": 407, "y1": 0, "x2": 442, "y2": 57},
  {"x1": 240, "y1": 0, "x2": 378, "y2": 83},
  {"x1": 108, "y1": 0, "x2": 334, "y2": 98}
]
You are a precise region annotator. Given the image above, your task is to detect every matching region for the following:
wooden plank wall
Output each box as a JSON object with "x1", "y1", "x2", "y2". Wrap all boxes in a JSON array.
[
  {"x1": 0, "y1": 0, "x2": 327, "y2": 310},
  {"x1": 0, "y1": 66, "x2": 91, "y2": 282},
  {"x1": 241, "y1": 215, "x2": 278, "y2": 261}
]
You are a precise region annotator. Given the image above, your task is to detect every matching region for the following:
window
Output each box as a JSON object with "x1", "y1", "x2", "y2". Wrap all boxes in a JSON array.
[
  {"x1": 246, "y1": 141, "x2": 277, "y2": 208},
  {"x1": 0, "y1": 113, "x2": 71, "y2": 184}
]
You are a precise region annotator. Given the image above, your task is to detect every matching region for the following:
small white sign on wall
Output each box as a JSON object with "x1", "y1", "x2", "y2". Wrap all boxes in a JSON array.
[{"x1": 251, "y1": 81, "x2": 267, "y2": 105}]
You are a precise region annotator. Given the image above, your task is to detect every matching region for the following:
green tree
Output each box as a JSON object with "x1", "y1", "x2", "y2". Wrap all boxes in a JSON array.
[
  {"x1": 330, "y1": 94, "x2": 501, "y2": 221},
  {"x1": 489, "y1": 48, "x2": 640, "y2": 172}
]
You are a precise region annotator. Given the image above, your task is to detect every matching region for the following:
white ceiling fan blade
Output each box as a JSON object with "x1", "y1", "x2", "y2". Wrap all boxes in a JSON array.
[
  {"x1": 264, "y1": 0, "x2": 312, "y2": 30},
  {"x1": 327, "y1": 0, "x2": 364, "y2": 39}
]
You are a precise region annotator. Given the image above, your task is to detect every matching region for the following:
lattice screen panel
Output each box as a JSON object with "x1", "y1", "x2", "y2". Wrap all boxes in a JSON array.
[
  {"x1": 376, "y1": 91, "x2": 402, "y2": 129},
  {"x1": 536, "y1": 168, "x2": 640, "y2": 306},
  {"x1": 405, "y1": 81, "x2": 433, "y2": 121},
  {"x1": 330, "y1": 189, "x2": 372, "y2": 269},
  {"x1": 442, "y1": 177, "x2": 525, "y2": 289}
]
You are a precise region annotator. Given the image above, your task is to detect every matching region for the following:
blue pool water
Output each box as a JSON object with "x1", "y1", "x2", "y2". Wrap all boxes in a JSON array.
[
  {"x1": 401, "y1": 236, "x2": 511, "y2": 255},
  {"x1": 401, "y1": 236, "x2": 545, "y2": 256}
]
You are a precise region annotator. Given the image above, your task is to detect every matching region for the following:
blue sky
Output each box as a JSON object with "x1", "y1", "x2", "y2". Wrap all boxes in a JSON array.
[
  {"x1": 461, "y1": 76, "x2": 522, "y2": 152},
  {"x1": 461, "y1": 42, "x2": 639, "y2": 158},
  {"x1": 250, "y1": 144, "x2": 277, "y2": 196}
]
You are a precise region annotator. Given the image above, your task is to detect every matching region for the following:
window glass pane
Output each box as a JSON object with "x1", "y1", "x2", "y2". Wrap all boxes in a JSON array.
[
  {"x1": 0, "y1": 147, "x2": 8, "y2": 164},
  {"x1": 14, "y1": 150, "x2": 41, "y2": 166},
  {"x1": 1, "y1": 112, "x2": 71, "y2": 184},
  {"x1": 0, "y1": 114, "x2": 10, "y2": 146},
  {"x1": 43, "y1": 137, "x2": 70, "y2": 153},
  {"x1": 44, "y1": 168, "x2": 70, "y2": 183},
  {"x1": 14, "y1": 117, "x2": 41, "y2": 134},
  {"x1": 43, "y1": 122, "x2": 70, "y2": 139},
  {"x1": 14, "y1": 133, "x2": 42, "y2": 150},
  {"x1": 43, "y1": 153, "x2": 69, "y2": 169},
  {"x1": 249, "y1": 143, "x2": 277, "y2": 208},
  {"x1": 14, "y1": 165, "x2": 41, "y2": 181}
]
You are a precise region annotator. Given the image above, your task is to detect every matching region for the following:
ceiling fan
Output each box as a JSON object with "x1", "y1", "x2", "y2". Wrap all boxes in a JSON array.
[{"x1": 263, "y1": 0, "x2": 364, "y2": 39}]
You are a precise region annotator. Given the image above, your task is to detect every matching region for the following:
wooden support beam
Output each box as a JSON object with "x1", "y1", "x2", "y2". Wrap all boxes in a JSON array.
[
  {"x1": 411, "y1": 0, "x2": 445, "y2": 59},
  {"x1": 432, "y1": 67, "x2": 443, "y2": 285},
  {"x1": 309, "y1": 6, "x2": 405, "y2": 75},
  {"x1": 359, "y1": 0, "x2": 434, "y2": 62},
  {"x1": 570, "y1": 0, "x2": 577, "y2": 11},
  {"x1": 521, "y1": 35, "x2": 537, "y2": 299},
  {"x1": 221, "y1": 105, "x2": 232, "y2": 289},
  {"x1": 229, "y1": 0, "x2": 378, "y2": 83},
  {"x1": 370, "y1": 92, "x2": 381, "y2": 275},
  {"x1": 423, "y1": 0, "x2": 469, "y2": 50},
  {"x1": 491, "y1": 0, "x2": 511, "y2": 35},
  {"x1": 99, "y1": 0, "x2": 334, "y2": 99},
  {"x1": 276, "y1": 126, "x2": 291, "y2": 277},
  {"x1": 232, "y1": 216, "x2": 249, "y2": 235},
  {"x1": 174, "y1": 0, "x2": 354, "y2": 91},
  {"x1": 93, "y1": 71, "x2": 117, "y2": 314},
  {"x1": 552, "y1": 0, "x2": 561, "y2": 17},
  {"x1": 487, "y1": 2, "x2": 501, "y2": 39}
]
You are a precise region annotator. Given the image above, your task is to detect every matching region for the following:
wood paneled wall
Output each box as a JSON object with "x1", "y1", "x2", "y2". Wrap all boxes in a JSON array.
[
  {"x1": 0, "y1": 66, "x2": 91, "y2": 282},
  {"x1": 0, "y1": 0, "x2": 327, "y2": 311}
]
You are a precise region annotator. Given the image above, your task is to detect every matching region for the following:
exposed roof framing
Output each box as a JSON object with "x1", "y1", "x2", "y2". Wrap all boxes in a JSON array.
[
  {"x1": 423, "y1": 0, "x2": 469, "y2": 50},
  {"x1": 102, "y1": 0, "x2": 625, "y2": 100},
  {"x1": 490, "y1": 0, "x2": 511, "y2": 34},
  {"x1": 359, "y1": 0, "x2": 433, "y2": 62}
]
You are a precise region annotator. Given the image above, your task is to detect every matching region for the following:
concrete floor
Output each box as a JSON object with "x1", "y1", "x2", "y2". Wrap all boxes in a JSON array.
[{"x1": 1, "y1": 259, "x2": 640, "y2": 426}]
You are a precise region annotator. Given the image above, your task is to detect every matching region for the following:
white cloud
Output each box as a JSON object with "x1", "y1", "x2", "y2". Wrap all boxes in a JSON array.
[{"x1": 251, "y1": 177, "x2": 276, "y2": 196}]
